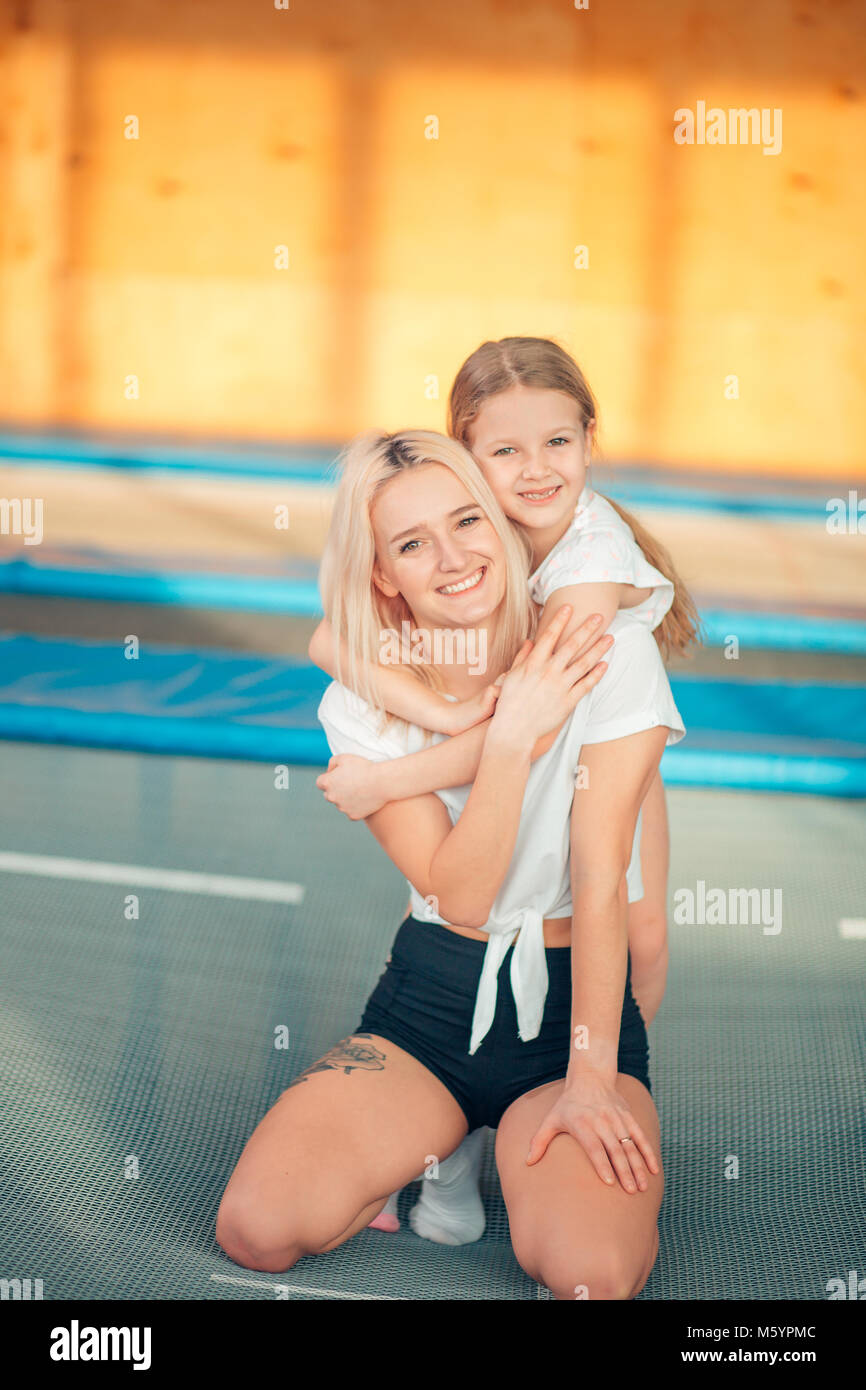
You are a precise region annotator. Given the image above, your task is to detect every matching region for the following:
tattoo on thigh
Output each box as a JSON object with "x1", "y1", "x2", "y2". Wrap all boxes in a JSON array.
[{"x1": 287, "y1": 1034, "x2": 386, "y2": 1087}]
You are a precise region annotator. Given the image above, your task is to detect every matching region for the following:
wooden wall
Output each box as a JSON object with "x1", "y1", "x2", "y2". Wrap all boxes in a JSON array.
[{"x1": 0, "y1": 0, "x2": 863, "y2": 476}]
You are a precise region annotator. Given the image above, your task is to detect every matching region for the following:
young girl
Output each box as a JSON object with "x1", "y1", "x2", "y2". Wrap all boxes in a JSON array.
[{"x1": 310, "y1": 338, "x2": 699, "y2": 1242}]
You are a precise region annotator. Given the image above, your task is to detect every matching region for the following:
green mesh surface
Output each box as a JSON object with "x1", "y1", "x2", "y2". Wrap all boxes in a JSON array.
[{"x1": 0, "y1": 742, "x2": 863, "y2": 1299}]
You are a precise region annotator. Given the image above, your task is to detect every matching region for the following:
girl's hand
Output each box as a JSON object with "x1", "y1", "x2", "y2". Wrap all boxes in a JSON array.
[
  {"x1": 440, "y1": 682, "x2": 502, "y2": 736},
  {"x1": 526, "y1": 1073, "x2": 660, "y2": 1193},
  {"x1": 316, "y1": 754, "x2": 386, "y2": 821},
  {"x1": 490, "y1": 605, "x2": 612, "y2": 751}
]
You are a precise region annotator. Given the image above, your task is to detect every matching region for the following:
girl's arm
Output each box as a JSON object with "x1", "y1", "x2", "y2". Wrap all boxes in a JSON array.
[
  {"x1": 317, "y1": 615, "x2": 614, "y2": 820},
  {"x1": 536, "y1": 581, "x2": 621, "y2": 643},
  {"x1": 318, "y1": 606, "x2": 605, "y2": 927},
  {"x1": 526, "y1": 724, "x2": 668, "y2": 1190},
  {"x1": 309, "y1": 618, "x2": 496, "y2": 735},
  {"x1": 535, "y1": 581, "x2": 653, "y2": 645}
]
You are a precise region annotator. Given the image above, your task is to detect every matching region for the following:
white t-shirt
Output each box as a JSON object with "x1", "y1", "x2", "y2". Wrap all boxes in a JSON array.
[
  {"x1": 529, "y1": 485, "x2": 673, "y2": 631},
  {"x1": 317, "y1": 614, "x2": 684, "y2": 1055}
]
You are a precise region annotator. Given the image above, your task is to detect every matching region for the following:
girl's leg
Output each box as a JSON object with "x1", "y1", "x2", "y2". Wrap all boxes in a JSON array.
[
  {"x1": 371, "y1": 1131, "x2": 488, "y2": 1241},
  {"x1": 216, "y1": 1032, "x2": 468, "y2": 1272},
  {"x1": 368, "y1": 1192, "x2": 401, "y2": 1232},
  {"x1": 495, "y1": 1074, "x2": 663, "y2": 1301},
  {"x1": 408, "y1": 1125, "x2": 486, "y2": 1244},
  {"x1": 627, "y1": 769, "x2": 669, "y2": 1024}
]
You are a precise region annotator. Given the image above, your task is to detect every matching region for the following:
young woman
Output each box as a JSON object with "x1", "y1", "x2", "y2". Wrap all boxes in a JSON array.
[{"x1": 216, "y1": 429, "x2": 684, "y2": 1299}]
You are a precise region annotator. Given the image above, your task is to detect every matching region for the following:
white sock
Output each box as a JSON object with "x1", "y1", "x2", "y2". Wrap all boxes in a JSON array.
[{"x1": 409, "y1": 1128, "x2": 486, "y2": 1245}]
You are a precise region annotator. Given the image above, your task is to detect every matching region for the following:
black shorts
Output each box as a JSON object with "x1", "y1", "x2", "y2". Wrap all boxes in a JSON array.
[{"x1": 357, "y1": 913, "x2": 651, "y2": 1132}]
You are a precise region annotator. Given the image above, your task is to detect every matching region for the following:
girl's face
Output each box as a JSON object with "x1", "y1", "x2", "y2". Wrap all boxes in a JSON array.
[
  {"x1": 467, "y1": 385, "x2": 593, "y2": 530},
  {"x1": 370, "y1": 463, "x2": 507, "y2": 633}
]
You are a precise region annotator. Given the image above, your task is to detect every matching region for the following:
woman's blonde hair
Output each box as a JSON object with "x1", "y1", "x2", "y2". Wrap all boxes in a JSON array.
[
  {"x1": 448, "y1": 336, "x2": 701, "y2": 659},
  {"x1": 319, "y1": 428, "x2": 537, "y2": 736}
]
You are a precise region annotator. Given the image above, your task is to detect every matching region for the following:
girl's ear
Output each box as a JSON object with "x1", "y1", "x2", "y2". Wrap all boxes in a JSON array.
[{"x1": 583, "y1": 417, "x2": 597, "y2": 451}]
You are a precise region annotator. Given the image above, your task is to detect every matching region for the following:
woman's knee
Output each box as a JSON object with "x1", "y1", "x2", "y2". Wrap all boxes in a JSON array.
[
  {"x1": 520, "y1": 1236, "x2": 657, "y2": 1302},
  {"x1": 216, "y1": 1189, "x2": 309, "y2": 1273}
]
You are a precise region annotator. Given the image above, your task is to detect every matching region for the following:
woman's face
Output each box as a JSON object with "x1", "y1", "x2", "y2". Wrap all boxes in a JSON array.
[
  {"x1": 467, "y1": 385, "x2": 593, "y2": 529},
  {"x1": 370, "y1": 463, "x2": 507, "y2": 632}
]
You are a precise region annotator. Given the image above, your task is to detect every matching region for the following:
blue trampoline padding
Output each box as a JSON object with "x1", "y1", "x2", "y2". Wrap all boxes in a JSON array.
[
  {"x1": 659, "y1": 748, "x2": 863, "y2": 796},
  {"x1": 669, "y1": 675, "x2": 866, "y2": 749},
  {"x1": 699, "y1": 610, "x2": 866, "y2": 655},
  {"x1": 0, "y1": 431, "x2": 338, "y2": 485},
  {"x1": 3, "y1": 554, "x2": 866, "y2": 655},
  {"x1": 0, "y1": 557, "x2": 321, "y2": 615},
  {"x1": 0, "y1": 636, "x2": 864, "y2": 796},
  {"x1": 1, "y1": 430, "x2": 856, "y2": 519}
]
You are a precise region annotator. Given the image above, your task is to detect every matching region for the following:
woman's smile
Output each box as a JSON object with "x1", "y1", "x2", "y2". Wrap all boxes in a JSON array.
[{"x1": 436, "y1": 564, "x2": 487, "y2": 596}]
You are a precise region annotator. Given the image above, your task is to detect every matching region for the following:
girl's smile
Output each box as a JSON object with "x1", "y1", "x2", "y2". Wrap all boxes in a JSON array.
[{"x1": 517, "y1": 484, "x2": 563, "y2": 505}]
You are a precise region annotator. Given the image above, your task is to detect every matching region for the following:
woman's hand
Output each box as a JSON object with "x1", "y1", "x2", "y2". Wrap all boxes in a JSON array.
[
  {"x1": 526, "y1": 1072, "x2": 660, "y2": 1193},
  {"x1": 316, "y1": 754, "x2": 386, "y2": 821},
  {"x1": 490, "y1": 605, "x2": 613, "y2": 751}
]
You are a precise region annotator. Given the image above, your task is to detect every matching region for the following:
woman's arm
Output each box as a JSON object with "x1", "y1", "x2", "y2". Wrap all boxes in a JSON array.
[
  {"x1": 318, "y1": 606, "x2": 607, "y2": 926},
  {"x1": 568, "y1": 727, "x2": 668, "y2": 1084},
  {"x1": 526, "y1": 725, "x2": 668, "y2": 1189},
  {"x1": 308, "y1": 618, "x2": 496, "y2": 735},
  {"x1": 362, "y1": 728, "x2": 533, "y2": 928}
]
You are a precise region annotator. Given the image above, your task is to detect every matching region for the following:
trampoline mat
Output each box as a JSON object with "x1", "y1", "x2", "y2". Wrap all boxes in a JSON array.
[
  {"x1": 1, "y1": 633, "x2": 865, "y2": 795},
  {"x1": 0, "y1": 741, "x2": 863, "y2": 1300}
]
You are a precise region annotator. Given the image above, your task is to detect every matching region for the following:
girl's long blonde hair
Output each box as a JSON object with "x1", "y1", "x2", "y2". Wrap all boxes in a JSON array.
[
  {"x1": 319, "y1": 428, "x2": 537, "y2": 736},
  {"x1": 447, "y1": 336, "x2": 701, "y2": 659}
]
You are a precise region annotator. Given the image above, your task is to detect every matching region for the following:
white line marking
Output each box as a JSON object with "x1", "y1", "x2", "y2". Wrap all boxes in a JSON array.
[
  {"x1": 0, "y1": 852, "x2": 304, "y2": 904},
  {"x1": 838, "y1": 918, "x2": 866, "y2": 939},
  {"x1": 209, "y1": 1274, "x2": 404, "y2": 1299}
]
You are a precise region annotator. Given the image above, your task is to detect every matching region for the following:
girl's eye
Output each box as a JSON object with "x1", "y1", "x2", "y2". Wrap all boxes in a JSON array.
[
  {"x1": 492, "y1": 446, "x2": 516, "y2": 457},
  {"x1": 548, "y1": 437, "x2": 569, "y2": 447}
]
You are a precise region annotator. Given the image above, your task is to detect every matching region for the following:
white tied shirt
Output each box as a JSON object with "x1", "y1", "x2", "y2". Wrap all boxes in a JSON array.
[{"x1": 317, "y1": 615, "x2": 685, "y2": 1055}]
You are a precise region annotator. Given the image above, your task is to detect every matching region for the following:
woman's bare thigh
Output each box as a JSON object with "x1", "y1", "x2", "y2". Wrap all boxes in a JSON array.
[
  {"x1": 216, "y1": 1032, "x2": 468, "y2": 1271},
  {"x1": 495, "y1": 1073, "x2": 664, "y2": 1300}
]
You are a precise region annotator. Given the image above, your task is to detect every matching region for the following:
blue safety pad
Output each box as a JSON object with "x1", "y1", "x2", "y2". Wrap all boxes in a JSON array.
[
  {"x1": 0, "y1": 428, "x2": 853, "y2": 518},
  {"x1": 3, "y1": 550, "x2": 865, "y2": 653},
  {"x1": 0, "y1": 429, "x2": 338, "y2": 484},
  {"x1": 0, "y1": 634, "x2": 863, "y2": 796}
]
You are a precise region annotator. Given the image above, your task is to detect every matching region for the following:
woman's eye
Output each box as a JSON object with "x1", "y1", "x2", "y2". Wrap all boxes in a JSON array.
[
  {"x1": 399, "y1": 538, "x2": 421, "y2": 554},
  {"x1": 457, "y1": 514, "x2": 481, "y2": 528}
]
